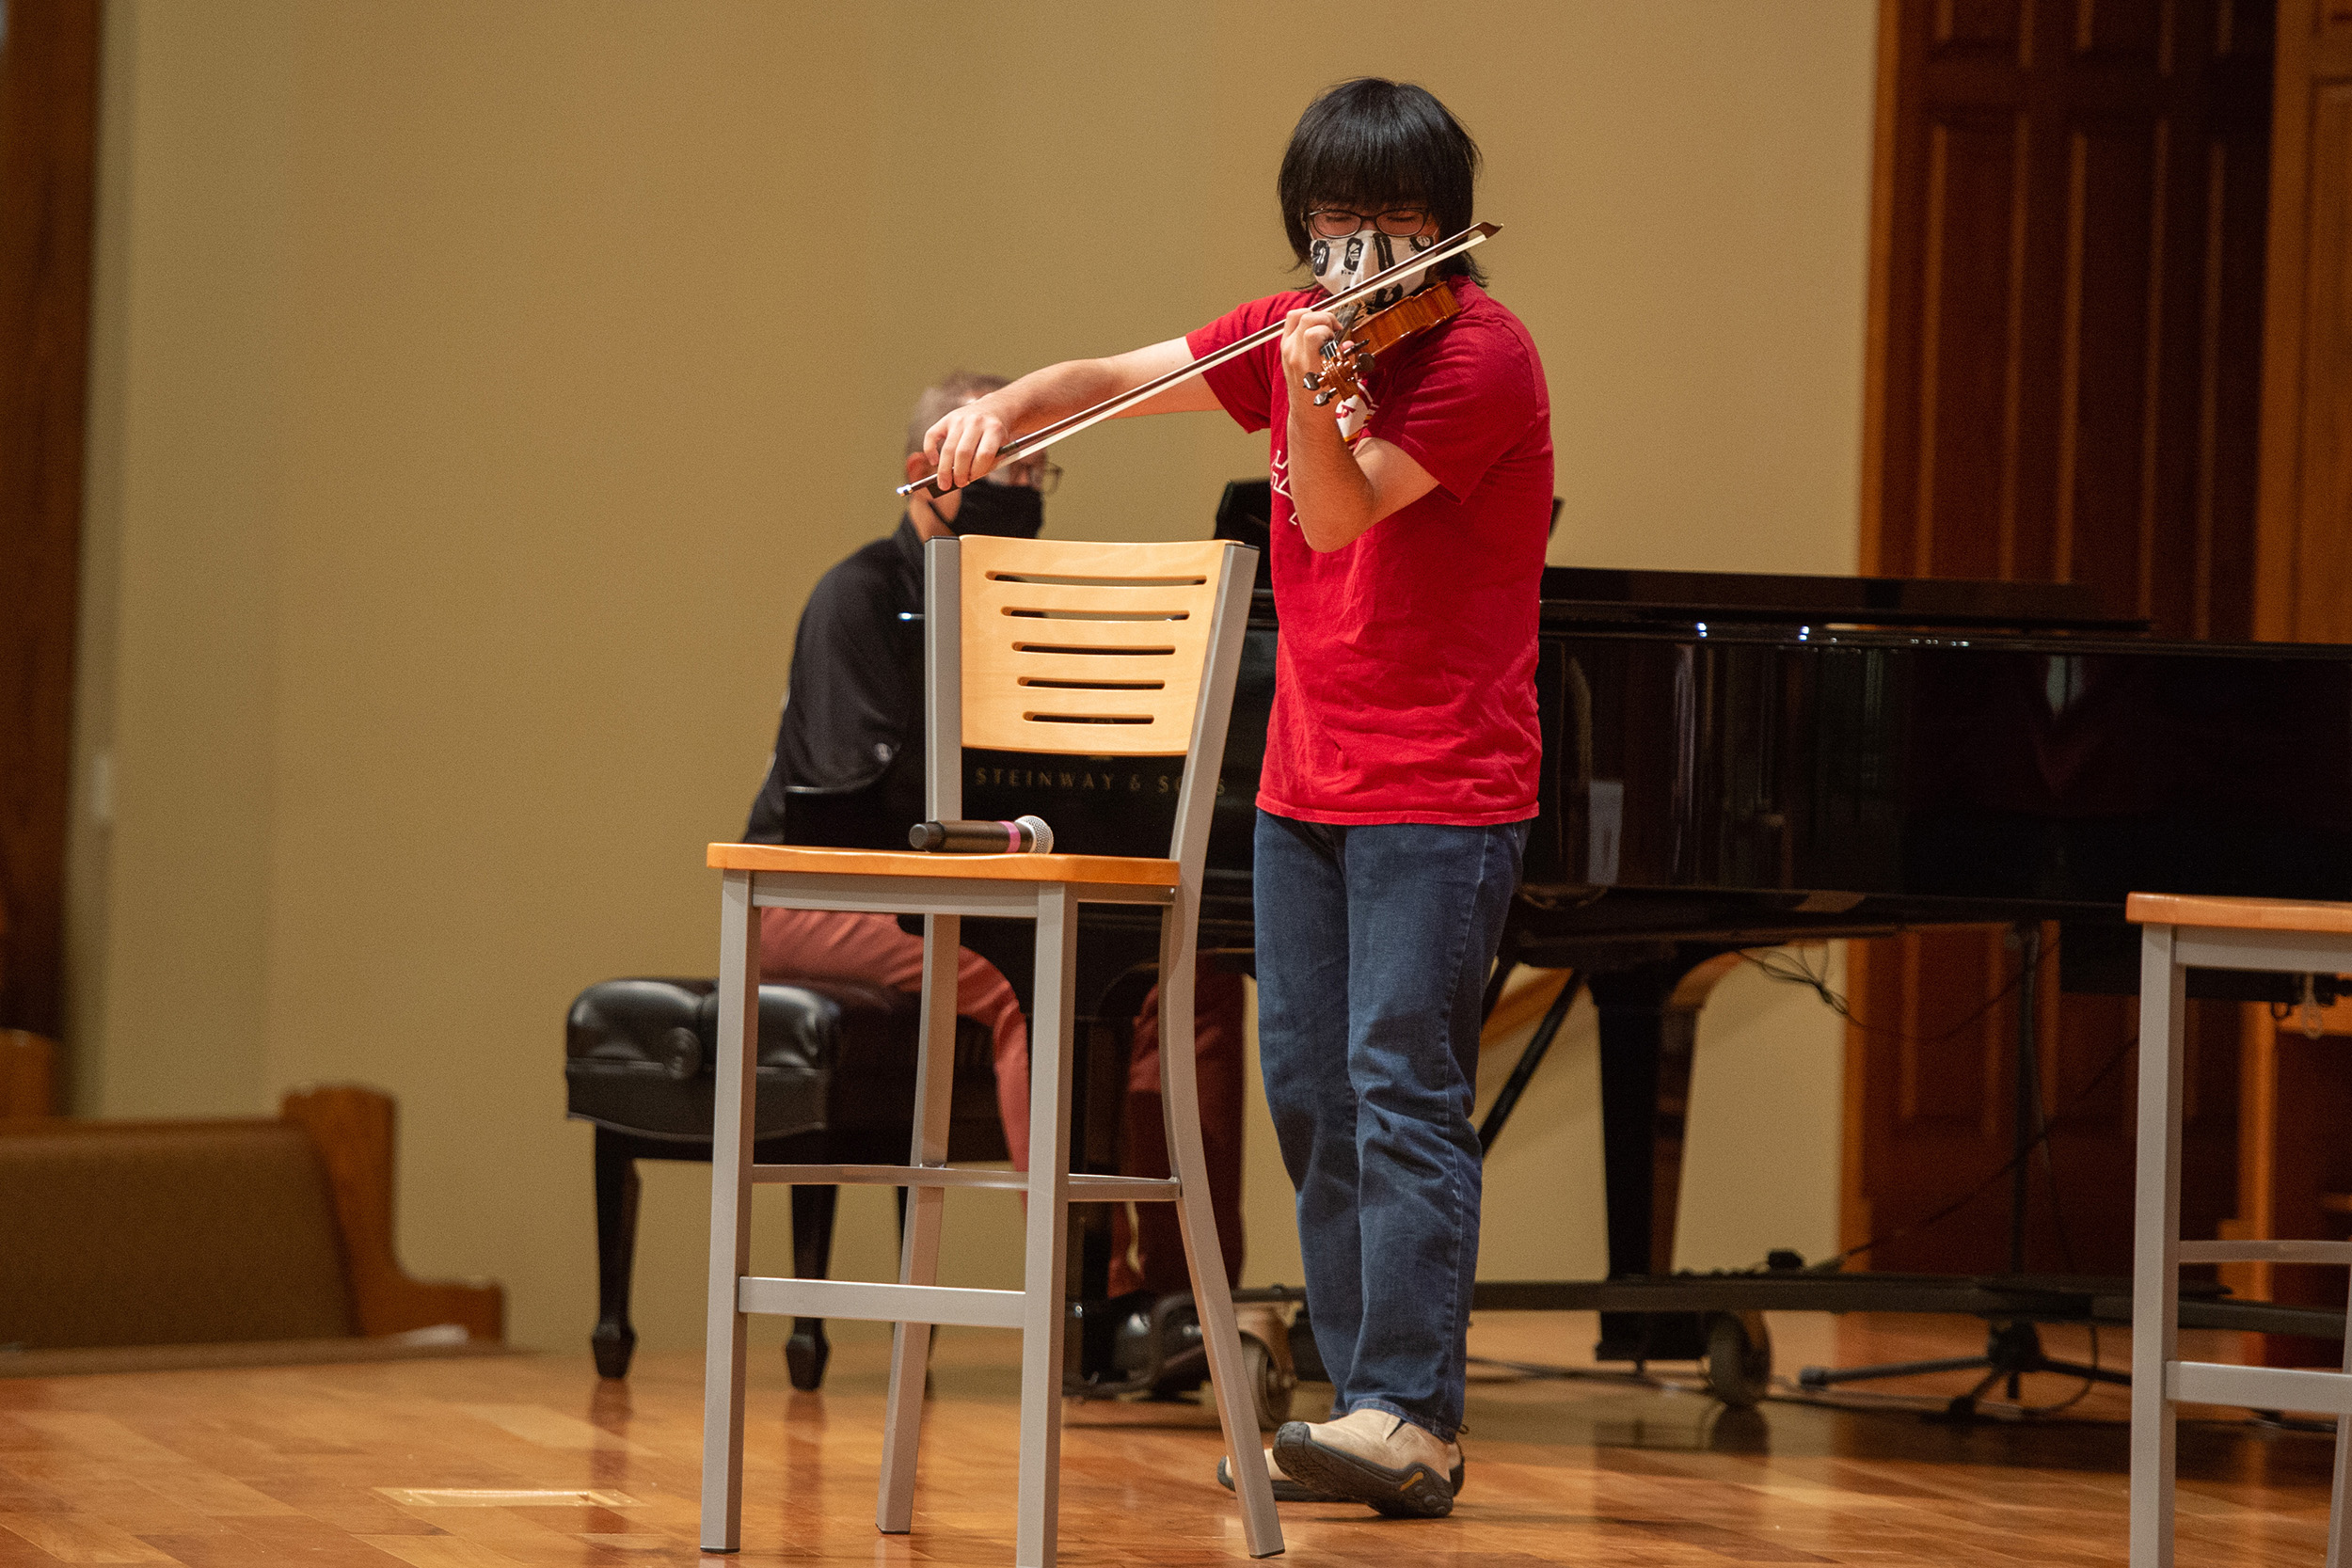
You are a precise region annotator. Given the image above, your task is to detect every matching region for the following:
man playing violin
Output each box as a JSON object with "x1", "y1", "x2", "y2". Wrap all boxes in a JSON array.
[{"x1": 921, "y1": 79, "x2": 1551, "y2": 1518}]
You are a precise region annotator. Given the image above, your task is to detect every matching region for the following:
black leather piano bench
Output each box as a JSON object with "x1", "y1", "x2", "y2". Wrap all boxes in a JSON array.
[{"x1": 564, "y1": 975, "x2": 1004, "y2": 1387}]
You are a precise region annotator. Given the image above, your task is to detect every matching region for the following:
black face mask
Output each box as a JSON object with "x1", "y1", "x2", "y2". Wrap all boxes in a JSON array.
[{"x1": 947, "y1": 480, "x2": 1044, "y2": 539}]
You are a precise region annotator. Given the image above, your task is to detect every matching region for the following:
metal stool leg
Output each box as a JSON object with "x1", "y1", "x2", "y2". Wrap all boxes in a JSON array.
[
  {"x1": 1157, "y1": 898, "x2": 1280, "y2": 1557},
  {"x1": 1016, "y1": 887, "x2": 1076, "y2": 1568},
  {"x1": 2130, "y1": 922, "x2": 2185, "y2": 1568},
  {"x1": 2332, "y1": 1414, "x2": 2352, "y2": 1568},
  {"x1": 2331, "y1": 1282, "x2": 2352, "y2": 1568},
  {"x1": 878, "y1": 912, "x2": 961, "y2": 1533},
  {"x1": 700, "y1": 869, "x2": 759, "y2": 1553}
]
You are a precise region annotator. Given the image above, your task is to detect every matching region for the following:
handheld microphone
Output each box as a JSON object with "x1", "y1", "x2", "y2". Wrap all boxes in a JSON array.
[{"x1": 908, "y1": 816, "x2": 1055, "y2": 854}]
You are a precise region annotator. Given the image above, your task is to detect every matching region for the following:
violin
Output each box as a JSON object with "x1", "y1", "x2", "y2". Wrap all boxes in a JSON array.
[
  {"x1": 898, "y1": 221, "x2": 1501, "y2": 499},
  {"x1": 1298, "y1": 279, "x2": 1464, "y2": 413}
]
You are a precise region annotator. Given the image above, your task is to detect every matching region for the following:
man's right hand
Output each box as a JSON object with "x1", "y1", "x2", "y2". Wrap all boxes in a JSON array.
[{"x1": 923, "y1": 395, "x2": 1019, "y2": 492}]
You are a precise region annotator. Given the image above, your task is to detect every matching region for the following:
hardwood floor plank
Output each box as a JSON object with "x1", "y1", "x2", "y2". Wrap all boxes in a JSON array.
[
  {"x1": 0, "y1": 1459, "x2": 217, "y2": 1539},
  {"x1": 450, "y1": 1410, "x2": 659, "y2": 1458},
  {"x1": 140, "y1": 1518, "x2": 422, "y2": 1568},
  {"x1": 0, "y1": 1511, "x2": 177, "y2": 1564},
  {"x1": 354, "y1": 1539, "x2": 527, "y2": 1568}
]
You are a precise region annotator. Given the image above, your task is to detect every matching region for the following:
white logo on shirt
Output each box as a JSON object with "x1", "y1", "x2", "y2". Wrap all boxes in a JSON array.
[{"x1": 1270, "y1": 448, "x2": 1291, "y2": 502}]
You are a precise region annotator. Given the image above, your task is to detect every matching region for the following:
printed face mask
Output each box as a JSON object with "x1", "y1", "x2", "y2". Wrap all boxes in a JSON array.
[{"x1": 1308, "y1": 229, "x2": 1438, "y2": 314}]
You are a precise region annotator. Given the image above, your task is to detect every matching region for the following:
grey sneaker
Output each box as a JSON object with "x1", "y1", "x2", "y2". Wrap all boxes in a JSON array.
[
  {"x1": 1215, "y1": 1449, "x2": 1343, "y2": 1503},
  {"x1": 1270, "y1": 1409, "x2": 1462, "y2": 1518}
]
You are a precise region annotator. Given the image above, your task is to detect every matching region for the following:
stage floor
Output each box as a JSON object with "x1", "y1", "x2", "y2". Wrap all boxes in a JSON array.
[{"x1": 0, "y1": 1311, "x2": 2333, "y2": 1565}]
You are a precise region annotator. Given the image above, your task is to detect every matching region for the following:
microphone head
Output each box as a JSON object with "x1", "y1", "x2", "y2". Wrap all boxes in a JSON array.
[{"x1": 1014, "y1": 815, "x2": 1054, "y2": 855}]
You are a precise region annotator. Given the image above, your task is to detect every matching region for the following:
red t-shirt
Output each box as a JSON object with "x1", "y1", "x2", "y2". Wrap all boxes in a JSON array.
[{"x1": 1185, "y1": 279, "x2": 1553, "y2": 825}]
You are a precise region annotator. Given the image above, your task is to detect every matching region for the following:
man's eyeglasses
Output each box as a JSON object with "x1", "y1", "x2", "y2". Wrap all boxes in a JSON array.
[
  {"x1": 1305, "y1": 207, "x2": 1434, "y2": 240},
  {"x1": 985, "y1": 456, "x2": 1063, "y2": 496}
]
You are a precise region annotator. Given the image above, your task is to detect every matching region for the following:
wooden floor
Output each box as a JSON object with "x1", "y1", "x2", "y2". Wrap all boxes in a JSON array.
[{"x1": 0, "y1": 1311, "x2": 2335, "y2": 1566}]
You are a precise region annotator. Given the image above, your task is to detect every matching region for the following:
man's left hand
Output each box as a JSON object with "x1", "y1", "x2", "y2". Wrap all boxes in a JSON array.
[{"x1": 1279, "y1": 307, "x2": 1349, "y2": 427}]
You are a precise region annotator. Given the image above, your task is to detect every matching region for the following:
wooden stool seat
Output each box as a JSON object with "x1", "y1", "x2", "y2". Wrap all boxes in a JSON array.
[
  {"x1": 707, "y1": 842, "x2": 1179, "y2": 887},
  {"x1": 2126, "y1": 891, "x2": 2352, "y2": 936}
]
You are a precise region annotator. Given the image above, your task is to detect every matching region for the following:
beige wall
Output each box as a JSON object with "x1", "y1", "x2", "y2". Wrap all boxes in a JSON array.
[{"x1": 68, "y1": 1, "x2": 1877, "y2": 1354}]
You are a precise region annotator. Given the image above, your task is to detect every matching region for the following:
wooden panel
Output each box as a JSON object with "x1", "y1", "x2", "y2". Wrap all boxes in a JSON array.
[
  {"x1": 2074, "y1": 0, "x2": 2169, "y2": 59},
  {"x1": 1891, "y1": 930, "x2": 2004, "y2": 1135},
  {"x1": 1937, "y1": 0, "x2": 2028, "y2": 52},
  {"x1": 958, "y1": 536, "x2": 1226, "y2": 758},
  {"x1": 2054, "y1": 119, "x2": 2163, "y2": 591},
  {"x1": 2219, "y1": 0, "x2": 2278, "y2": 58},
  {"x1": 1913, "y1": 115, "x2": 2026, "y2": 578},
  {"x1": 2279, "y1": 83, "x2": 2352, "y2": 637},
  {"x1": 1854, "y1": 935, "x2": 2239, "y2": 1275},
  {"x1": 0, "y1": 0, "x2": 101, "y2": 1046},
  {"x1": 2261, "y1": 0, "x2": 2352, "y2": 641},
  {"x1": 2181, "y1": 134, "x2": 2268, "y2": 637}
]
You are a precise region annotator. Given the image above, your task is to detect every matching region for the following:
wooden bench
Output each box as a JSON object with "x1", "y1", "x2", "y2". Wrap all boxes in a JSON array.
[{"x1": 0, "y1": 1076, "x2": 503, "y2": 1376}]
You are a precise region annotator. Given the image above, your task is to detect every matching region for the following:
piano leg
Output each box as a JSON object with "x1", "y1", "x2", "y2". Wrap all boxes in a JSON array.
[
  {"x1": 1588, "y1": 947, "x2": 1740, "y2": 1365},
  {"x1": 1070, "y1": 1016, "x2": 1126, "y2": 1383}
]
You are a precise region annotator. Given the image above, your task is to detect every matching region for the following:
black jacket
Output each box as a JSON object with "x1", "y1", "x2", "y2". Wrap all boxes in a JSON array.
[{"x1": 743, "y1": 519, "x2": 927, "y2": 848}]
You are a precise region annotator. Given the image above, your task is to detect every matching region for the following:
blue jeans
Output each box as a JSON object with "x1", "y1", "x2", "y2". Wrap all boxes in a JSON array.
[{"x1": 1253, "y1": 809, "x2": 1529, "y2": 1441}]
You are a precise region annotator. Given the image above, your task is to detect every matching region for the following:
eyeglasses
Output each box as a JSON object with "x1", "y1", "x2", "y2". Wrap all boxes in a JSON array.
[
  {"x1": 986, "y1": 455, "x2": 1063, "y2": 496},
  {"x1": 1305, "y1": 207, "x2": 1434, "y2": 240}
]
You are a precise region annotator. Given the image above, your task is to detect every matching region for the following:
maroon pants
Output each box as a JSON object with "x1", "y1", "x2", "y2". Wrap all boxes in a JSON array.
[{"x1": 759, "y1": 906, "x2": 1245, "y2": 1293}]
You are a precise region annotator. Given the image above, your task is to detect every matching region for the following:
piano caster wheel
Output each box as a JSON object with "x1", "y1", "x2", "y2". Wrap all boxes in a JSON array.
[
  {"x1": 1703, "y1": 1312, "x2": 1772, "y2": 1408},
  {"x1": 785, "y1": 1320, "x2": 830, "y2": 1391},
  {"x1": 1242, "y1": 1335, "x2": 1295, "y2": 1431}
]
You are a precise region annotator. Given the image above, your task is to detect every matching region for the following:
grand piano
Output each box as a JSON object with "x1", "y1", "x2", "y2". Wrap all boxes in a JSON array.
[{"x1": 957, "y1": 481, "x2": 2352, "y2": 1398}]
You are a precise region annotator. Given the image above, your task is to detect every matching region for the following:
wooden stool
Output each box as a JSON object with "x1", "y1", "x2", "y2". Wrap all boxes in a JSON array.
[
  {"x1": 697, "y1": 535, "x2": 1279, "y2": 1567},
  {"x1": 2130, "y1": 893, "x2": 2352, "y2": 1566}
]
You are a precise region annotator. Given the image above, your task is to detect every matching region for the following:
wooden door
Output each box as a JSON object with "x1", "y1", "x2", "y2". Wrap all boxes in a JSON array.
[
  {"x1": 2223, "y1": 0, "x2": 2352, "y2": 1357},
  {"x1": 1849, "y1": 0, "x2": 2273, "y2": 1275},
  {"x1": 0, "y1": 0, "x2": 101, "y2": 1091},
  {"x1": 2256, "y1": 0, "x2": 2352, "y2": 640}
]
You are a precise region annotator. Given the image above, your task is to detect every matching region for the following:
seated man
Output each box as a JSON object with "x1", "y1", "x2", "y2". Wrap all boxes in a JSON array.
[{"x1": 741, "y1": 372, "x2": 1272, "y2": 1333}]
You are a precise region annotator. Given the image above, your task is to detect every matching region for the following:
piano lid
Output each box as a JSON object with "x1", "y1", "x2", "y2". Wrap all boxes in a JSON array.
[
  {"x1": 1214, "y1": 477, "x2": 2148, "y2": 633},
  {"x1": 1540, "y1": 567, "x2": 2148, "y2": 634}
]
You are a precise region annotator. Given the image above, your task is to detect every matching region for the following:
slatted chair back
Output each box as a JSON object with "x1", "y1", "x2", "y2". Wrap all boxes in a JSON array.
[{"x1": 924, "y1": 534, "x2": 1256, "y2": 874}]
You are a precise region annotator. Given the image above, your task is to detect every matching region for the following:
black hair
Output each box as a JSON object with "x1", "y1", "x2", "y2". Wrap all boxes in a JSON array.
[{"x1": 1277, "y1": 79, "x2": 1485, "y2": 287}]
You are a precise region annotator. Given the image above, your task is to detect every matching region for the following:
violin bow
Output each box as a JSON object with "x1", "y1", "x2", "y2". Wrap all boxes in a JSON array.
[{"x1": 898, "y1": 221, "x2": 1501, "y2": 498}]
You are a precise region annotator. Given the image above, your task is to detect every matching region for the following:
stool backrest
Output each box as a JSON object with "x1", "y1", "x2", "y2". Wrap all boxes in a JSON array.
[{"x1": 924, "y1": 534, "x2": 1258, "y2": 875}]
